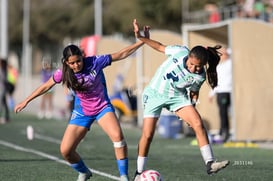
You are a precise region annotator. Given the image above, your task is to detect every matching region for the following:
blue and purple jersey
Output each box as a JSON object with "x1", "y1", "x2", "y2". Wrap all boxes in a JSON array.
[{"x1": 53, "y1": 55, "x2": 112, "y2": 116}]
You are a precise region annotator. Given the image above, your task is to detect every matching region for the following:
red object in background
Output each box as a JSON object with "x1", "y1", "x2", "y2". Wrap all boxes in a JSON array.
[
  {"x1": 80, "y1": 35, "x2": 100, "y2": 57},
  {"x1": 209, "y1": 11, "x2": 220, "y2": 23}
]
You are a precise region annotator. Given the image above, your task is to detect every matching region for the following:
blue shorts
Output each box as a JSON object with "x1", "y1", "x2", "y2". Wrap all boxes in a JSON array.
[
  {"x1": 69, "y1": 105, "x2": 115, "y2": 129},
  {"x1": 142, "y1": 87, "x2": 191, "y2": 118}
]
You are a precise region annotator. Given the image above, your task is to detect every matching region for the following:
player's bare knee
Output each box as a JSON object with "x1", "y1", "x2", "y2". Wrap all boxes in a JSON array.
[
  {"x1": 60, "y1": 147, "x2": 72, "y2": 160},
  {"x1": 113, "y1": 139, "x2": 127, "y2": 148},
  {"x1": 191, "y1": 120, "x2": 204, "y2": 131},
  {"x1": 60, "y1": 149, "x2": 69, "y2": 159}
]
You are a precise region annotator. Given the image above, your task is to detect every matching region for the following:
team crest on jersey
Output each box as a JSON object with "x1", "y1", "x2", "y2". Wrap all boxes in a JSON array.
[{"x1": 186, "y1": 76, "x2": 194, "y2": 84}]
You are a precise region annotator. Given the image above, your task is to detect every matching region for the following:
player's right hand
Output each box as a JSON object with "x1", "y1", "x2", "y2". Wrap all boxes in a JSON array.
[
  {"x1": 14, "y1": 102, "x2": 27, "y2": 113},
  {"x1": 143, "y1": 25, "x2": 150, "y2": 39}
]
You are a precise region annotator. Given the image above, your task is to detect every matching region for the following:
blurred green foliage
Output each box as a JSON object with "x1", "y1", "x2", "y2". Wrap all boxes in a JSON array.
[{"x1": 8, "y1": 0, "x2": 224, "y2": 50}]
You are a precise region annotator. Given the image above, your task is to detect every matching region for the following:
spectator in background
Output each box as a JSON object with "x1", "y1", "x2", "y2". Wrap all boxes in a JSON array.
[
  {"x1": 205, "y1": 2, "x2": 221, "y2": 23},
  {"x1": 6, "y1": 52, "x2": 19, "y2": 110},
  {"x1": 0, "y1": 58, "x2": 10, "y2": 123},
  {"x1": 236, "y1": 0, "x2": 246, "y2": 18},
  {"x1": 254, "y1": 0, "x2": 266, "y2": 20},
  {"x1": 209, "y1": 47, "x2": 232, "y2": 143},
  {"x1": 113, "y1": 73, "x2": 124, "y2": 94},
  {"x1": 265, "y1": 3, "x2": 273, "y2": 23},
  {"x1": 38, "y1": 57, "x2": 54, "y2": 119},
  {"x1": 6, "y1": 61, "x2": 19, "y2": 110},
  {"x1": 243, "y1": 0, "x2": 255, "y2": 17},
  {"x1": 64, "y1": 86, "x2": 75, "y2": 121}
]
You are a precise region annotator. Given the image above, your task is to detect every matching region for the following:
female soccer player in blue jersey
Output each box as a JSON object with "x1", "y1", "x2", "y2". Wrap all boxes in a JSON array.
[
  {"x1": 133, "y1": 19, "x2": 229, "y2": 180},
  {"x1": 14, "y1": 24, "x2": 149, "y2": 181}
]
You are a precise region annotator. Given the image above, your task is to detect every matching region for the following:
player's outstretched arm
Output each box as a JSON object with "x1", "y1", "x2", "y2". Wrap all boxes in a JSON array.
[
  {"x1": 14, "y1": 77, "x2": 56, "y2": 113},
  {"x1": 111, "y1": 41, "x2": 144, "y2": 62},
  {"x1": 133, "y1": 19, "x2": 166, "y2": 53},
  {"x1": 111, "y1": 21, "x2": 150, "y2": 62}
]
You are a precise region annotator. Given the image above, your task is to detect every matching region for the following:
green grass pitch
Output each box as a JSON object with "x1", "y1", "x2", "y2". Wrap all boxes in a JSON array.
[{"x1": 0, "y1": 113, "x2": 272, "y2": 181}]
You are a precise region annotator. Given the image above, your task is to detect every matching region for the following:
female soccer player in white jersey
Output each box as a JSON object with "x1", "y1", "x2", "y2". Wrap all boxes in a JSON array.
[
  {"x1": 133, "y1": 19, "x2": 229, "y2": 180},
  {"x1": 14, "y1": 24, "x2": 149, "y2": 181}
]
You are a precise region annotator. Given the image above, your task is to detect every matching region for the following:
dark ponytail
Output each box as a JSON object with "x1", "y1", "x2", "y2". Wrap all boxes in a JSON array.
[
  {"x1": 61, "y1": 44, "x2": 85, "y2": 91},
  {"x1": 206, "y1": 45, "x2": 222, "y2": 89}
]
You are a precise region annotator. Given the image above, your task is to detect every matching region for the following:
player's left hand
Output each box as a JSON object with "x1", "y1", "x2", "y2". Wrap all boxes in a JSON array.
[{"x1": 133, "y1": 19, "x2": 141, "y2": 38}]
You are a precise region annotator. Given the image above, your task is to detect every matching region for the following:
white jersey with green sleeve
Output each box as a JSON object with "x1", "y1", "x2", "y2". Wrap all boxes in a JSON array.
[{"x1": 148, "y1": 45, "x2": 206, "y2": 97}]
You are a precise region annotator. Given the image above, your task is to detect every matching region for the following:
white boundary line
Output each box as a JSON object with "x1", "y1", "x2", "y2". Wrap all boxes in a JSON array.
[
  {"x1": 0, "y1": 140, "x2": 120, "y2": 180},
  {"x1": 34, "y1": 133, "x2": 62, "y2": 144}
]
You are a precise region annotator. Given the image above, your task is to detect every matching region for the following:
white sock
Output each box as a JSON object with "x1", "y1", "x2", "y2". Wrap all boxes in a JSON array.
[
  {"x1": 137, "y1": 156, "x2": 147, "y2": 173},
  {"x1": 200, "y1": 144, "x2": 215, "y2": 164}
]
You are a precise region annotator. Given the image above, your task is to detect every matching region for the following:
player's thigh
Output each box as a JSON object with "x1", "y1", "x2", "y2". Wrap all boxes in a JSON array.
[
  {"x1": 61, "y1": 124, "x2": 88, "y2": 151},
  {"x1": 98, "y1": 112, "x2": 124, "y2": 141},
  {"x1": 175, "y1": 106, "x2": 202, "y2": 127}
]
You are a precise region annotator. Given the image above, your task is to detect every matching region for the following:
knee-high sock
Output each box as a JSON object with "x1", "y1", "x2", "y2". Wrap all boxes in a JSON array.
[
  {"x1": 71, "y1": 159, "x2": 88, "y2": 173},
  {"x1": 200, "y1": 144, "x2": 215, "y2": 164},
  {"x1": 137, "y1": 156, "x2": 147, "y2": 173},
  {"x1": 117, "y1": 158, "x2": 128, "y2": 176}
]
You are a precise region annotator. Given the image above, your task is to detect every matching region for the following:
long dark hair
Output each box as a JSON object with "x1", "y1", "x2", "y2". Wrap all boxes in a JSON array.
[
  {"x1": 61, "y1": 44, "x2": 85, "y2": 91},
  {"x1": 189, "y1": 45, "x2": 222, "y2": 89},
  {"x1": 206, "y1": 45, "x2": 222, "y2": 89}
]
